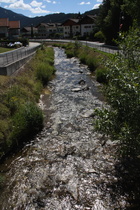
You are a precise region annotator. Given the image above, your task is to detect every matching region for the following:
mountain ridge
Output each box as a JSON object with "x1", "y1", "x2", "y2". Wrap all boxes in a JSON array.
[{"x1": 0, "y1": 6, "x2": 99, "y2": 28}]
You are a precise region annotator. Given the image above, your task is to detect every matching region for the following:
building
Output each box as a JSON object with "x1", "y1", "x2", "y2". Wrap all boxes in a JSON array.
[
  {"x1": 0, "y1": 18, "x2": 9, "y2": 38},
  {"x1": 0, "y1": 18, "x2": 20, "y2": 39},
  {"x1": 8, "y1": 20, "x2": 20, "y2": 39},
  {"x1": 36, "y1": 23, "x2": 63, "y2": 39},
  {"x1": 62, "y1": 19, "x2": 80, "y2": 38},
  {"x1": 62, "y1": 15, "x2": 96, "y2": 38},
  {"x1": 79, "y1": 15, "x2": 96, "y2": 37},
  {"x1": 21, "y1": 26, "x2": 38, "y2": 38}
]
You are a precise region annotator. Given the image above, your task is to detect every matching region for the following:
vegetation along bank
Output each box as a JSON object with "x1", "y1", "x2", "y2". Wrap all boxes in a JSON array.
[{"x1": 0, "y1": 45, "x2": 56, "y2": 161}]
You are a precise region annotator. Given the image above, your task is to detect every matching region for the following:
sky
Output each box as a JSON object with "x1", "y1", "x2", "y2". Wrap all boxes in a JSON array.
[{"x1": 0, "y1": 0, "x2": 103, "y2": 17}]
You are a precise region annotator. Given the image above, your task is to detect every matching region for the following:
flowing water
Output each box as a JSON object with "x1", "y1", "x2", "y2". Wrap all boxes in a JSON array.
[{"x1": 0, "y1": 47, "x2": 127, "y2": 209}]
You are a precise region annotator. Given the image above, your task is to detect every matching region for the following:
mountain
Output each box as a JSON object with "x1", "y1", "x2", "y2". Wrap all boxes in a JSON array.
[{"x1": 0, "y1": 6, "x2": 99, "y2": 28}]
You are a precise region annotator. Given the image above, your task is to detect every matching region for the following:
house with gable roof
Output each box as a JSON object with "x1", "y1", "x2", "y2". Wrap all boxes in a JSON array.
[
  {"x1": 36, "y1": 22, "x2": 63, "y2": 38},
  {"x1": 0, "y1": 18, "x2": 9, "y2": 38},
  {"x1": 62, "y1": 15, "x2": 96, "y2": 38},
  {"x1": 21, "y1": 26, "x2": 38, "y2": 38},
  {"x1": 8, "y1": 20, "x2": 20, "y2": 39},
  {"x1": 79, "y1": 15, "x2": 96, "y2": 37},
  {"x1": 0, "y1": 18, "x2": 20, "y2": 39},
  {"x1": 62, "y1": 19, "x2": 80, "y2": 38}
]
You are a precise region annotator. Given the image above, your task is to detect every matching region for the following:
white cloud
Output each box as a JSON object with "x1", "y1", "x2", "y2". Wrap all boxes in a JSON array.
[
  {"x1": 79, "y1": 1, "x2": 91, "y2": 5},
  {"x1": 93, "y1": 3, "x2": 101, "y2": 9},
  {"x1": 6, "y1": 0, "x2": 31, "y2": 10},
  {"x1": 0, "y1": 0, "x2": 16, "y2": 3},
  {"x1": 96, "y1": 0, "x2": 103, "y2": 2},
  {"x1": 4, "y1": 0, "x2": 50, "y2": 14},
  {"x1": 30, "y1": 7, "x2": 50, "y2": 14},
  {"x1": 44, "y1": 0, "x2": 57, "y2": 4},
  {"x1": 44, "y1": 0, "x2": 52, "y2": 3},
  {"x1": 30, "y1": 0, "x2": 42, "y2": 7}
]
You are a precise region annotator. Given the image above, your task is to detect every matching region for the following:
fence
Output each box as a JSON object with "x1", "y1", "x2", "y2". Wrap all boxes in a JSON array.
[
  {"x1": 30, "y1": 39, "x2": 119, "y2": 54},
  {"x1": 0, "y1": 45, "x2": 40, "y2": 67},
  {"x1": 80, "y1": 41, "x2": 119, "y2": 54}
]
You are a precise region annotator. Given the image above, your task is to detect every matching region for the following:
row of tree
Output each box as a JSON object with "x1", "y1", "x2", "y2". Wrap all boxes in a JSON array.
[{"x1": 97, "y1": 0, "x2": 140, "y2": 44}]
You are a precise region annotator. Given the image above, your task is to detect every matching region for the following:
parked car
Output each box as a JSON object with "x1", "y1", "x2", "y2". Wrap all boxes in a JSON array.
[
  {"x1": 7, "y1": 41, "x2": 22, "y2": 48},
  {"x1": 14, "y1": 41, "x2": 22, "y2": 46},
  {"x1": 7, "y1": 42, "x2": 15, "y2": 47}
]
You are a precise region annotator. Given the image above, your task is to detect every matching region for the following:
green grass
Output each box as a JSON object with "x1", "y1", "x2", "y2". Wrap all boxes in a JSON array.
[
  {"x1": 0, "y1": 47, "x2": 13, "y2": 53},
  {"x1": 58, "y1": 42, "x2": 110, "y2": 83},
  {"x1": 0, "y1": 46, "x2": 55, "y2": 160}
]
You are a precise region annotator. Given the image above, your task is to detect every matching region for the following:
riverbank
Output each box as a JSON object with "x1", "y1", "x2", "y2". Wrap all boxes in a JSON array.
[
  {"x1": 0, "y1": 47, "x2": 127, "y2": 209},
  {"x1": 0, "y1": 46, "x2": 55, "y2": 161},
  {"x1": 53, "y1": 42, "x2": 111, "y2": 84}
]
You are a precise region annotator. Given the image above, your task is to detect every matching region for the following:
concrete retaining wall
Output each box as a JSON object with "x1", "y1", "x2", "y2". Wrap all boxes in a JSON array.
[{"x1": 0, "y1": 52, "x2": 35, "y2": 76}]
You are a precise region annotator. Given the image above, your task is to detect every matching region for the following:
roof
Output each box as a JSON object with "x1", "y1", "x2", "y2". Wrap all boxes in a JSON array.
[
  {"x1": 21, "y1": 27, "x2": 38, "y2": 32},
  {"x1": 79, "y1": 15, "x2": 96, "y2": 24},
  {"x1": 0, "y1": 18, "x2": 9, "y2": 27},
  {"x1": 9, "y1": 21, "x2": 20, "y2": 29},
  {"x1": 36, "y1": 23, "x2": 48, "y2": 28},
  {"x1": 62, "y1": 19, "x2": 80, "y2": 26},
  {"x1": 86, "y1": 15, "x2": 95, "y2": 20}
]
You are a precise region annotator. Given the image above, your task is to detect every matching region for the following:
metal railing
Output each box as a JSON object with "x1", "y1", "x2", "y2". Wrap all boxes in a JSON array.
[
  {"x1": 30, "y1": 39, "x2": 119, "y2": 54},
  {"x1": 0, "y1": 45, "x2": 40, "y2": 67},
  {"x1": 80, "y1": 41, "x2": 119, "y2": 54}
]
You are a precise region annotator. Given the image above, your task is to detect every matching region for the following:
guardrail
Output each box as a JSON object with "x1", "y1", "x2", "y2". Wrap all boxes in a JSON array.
[
  {"x1": 0, "y1": 45, "x2": 40, "y2": 67},
  {"x1": 81, "y1": 41, "x2": 119, "y2": 54},
  {"x1": 30, "y1": 39, "x2": 119, "y2": 54}
]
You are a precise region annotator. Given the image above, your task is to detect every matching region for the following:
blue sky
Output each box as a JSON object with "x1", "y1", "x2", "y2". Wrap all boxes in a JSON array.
[{"x1": 0, "y1": 0, "x2": 103, "y2": 17}]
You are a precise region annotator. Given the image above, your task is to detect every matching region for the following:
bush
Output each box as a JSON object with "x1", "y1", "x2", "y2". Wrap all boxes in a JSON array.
[
  {"x1": 0, "y1": 46, "x2": 55, "y2": 159},
  {"x1": 95, "y1": 27, "x2": 140, "y2": 157},
  {"x1": 96, "y1": 67, "x2": 108, "y2": 83},
  {"x1": 9, "y1": 102, "x2": 43, "y2": 145},
  {"x1": 86, "y1": 53, "x2": 99, "y2": 71},
  {"x1": 0, "y1": 175, "x2": 5, "y2": 188},
  {"x1": 34, "y1": 47, "x2": 55, "y2": 85},
  {"x1": 35, "y1": 62, "x2": 55, "y2": 85},
  {"x1": 94, "y1": 31, "x2": 105, "y2": 42}
]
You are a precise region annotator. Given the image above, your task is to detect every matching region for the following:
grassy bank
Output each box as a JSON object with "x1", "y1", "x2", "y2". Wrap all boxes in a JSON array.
[
  {"x1": 0, "y1": 46, "x2": 55, "y2": 160},
  {"x1": 0, "y1": 47, "x2": 13, "y2": 53}
]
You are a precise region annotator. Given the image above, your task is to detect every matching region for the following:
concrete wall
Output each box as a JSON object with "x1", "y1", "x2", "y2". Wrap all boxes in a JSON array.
[{"x1": 0, "y1": 52, "x2": 35, "y2": 76}]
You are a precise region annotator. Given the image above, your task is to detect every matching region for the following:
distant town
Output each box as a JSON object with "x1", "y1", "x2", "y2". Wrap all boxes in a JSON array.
[{"x1": 0, "y1": 15, "x2": 96, "y2": 40}]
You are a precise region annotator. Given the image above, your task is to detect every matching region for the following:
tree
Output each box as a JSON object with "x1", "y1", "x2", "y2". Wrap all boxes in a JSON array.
[
  {"x1": 97, "y1": 0, "x2": 134, "y2": 44},
  {"x1": 95, "y1": 26, "x2": 140, "y2": 157}
]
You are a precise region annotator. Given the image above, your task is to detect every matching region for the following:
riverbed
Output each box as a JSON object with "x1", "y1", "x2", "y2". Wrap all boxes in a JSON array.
[{"x1": 0, "y1": 47, "x2": 127, "y2": 209}]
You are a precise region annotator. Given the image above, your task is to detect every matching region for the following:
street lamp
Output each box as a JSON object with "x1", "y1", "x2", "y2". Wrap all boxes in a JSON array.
[{"x1": 31, "y1": 24, "x2": 34, "y2": 38}]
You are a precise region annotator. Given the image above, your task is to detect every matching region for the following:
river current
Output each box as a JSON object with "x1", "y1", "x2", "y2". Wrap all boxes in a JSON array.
[{"x1": 0, "y1": 47, "x2": 127, "y2": 209}]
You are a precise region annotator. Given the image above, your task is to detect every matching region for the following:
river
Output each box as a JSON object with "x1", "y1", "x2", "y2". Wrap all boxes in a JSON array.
[{"x1": 0, "y1": 47, "x2": 127, "y2": 209}]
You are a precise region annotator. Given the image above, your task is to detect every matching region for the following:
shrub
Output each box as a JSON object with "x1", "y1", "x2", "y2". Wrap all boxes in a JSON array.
[
  {"x1": 95, "y1": 27, "x2": 140, "y2": 157},
  {"x1": 5, "y1": 85, "x2": 22, "y2": 115},
  {"x1": 86, "y1": 53, "x2": 99, "y2": 71},
  {"x1": 96, "y1": 67, "x2": 108, "y2": 83},
  {"x1": 35, "y1": 62, "x2": 55, "y2": 85},
  {"x1": 78, "y1": 48, "x2": 88, "y2": 64},
  {"x1": 0, "y1": 46, "x2": 55, "y2": 159},
  {"x1": 94, "y1": 31, "x2": 105, "y2": 42},
  {"x1": 0, "y1": 175, "x2": 5, "y2": 188},
  {"x1": 9, "y1": 102, "x2": 43, "y2": 145}
]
